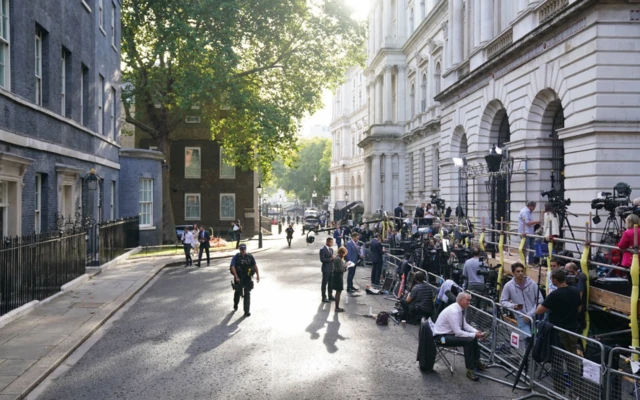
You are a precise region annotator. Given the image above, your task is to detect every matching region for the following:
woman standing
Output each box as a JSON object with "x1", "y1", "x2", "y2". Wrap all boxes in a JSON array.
[
  {"x1": 543, "y1": 203, "x2": 560, "y2": 238},
  {"x1": 332, "y1": 247, "x2": 348, "y2": 312},
  {"x1": 617, "y1": 214, "x2": 640, "y2": 269}
]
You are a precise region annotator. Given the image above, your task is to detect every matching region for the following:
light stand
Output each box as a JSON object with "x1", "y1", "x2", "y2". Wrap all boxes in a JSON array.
[{"x1": 257, "y1": 183, "x2": 263, "y2": 249}]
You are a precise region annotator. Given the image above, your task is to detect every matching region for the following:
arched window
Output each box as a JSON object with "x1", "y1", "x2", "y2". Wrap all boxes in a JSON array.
[
  {"x1": 551, "y1": 107, "x2": 565, "y2": 195},
  {"x1": 498, "y1": 112, "x2": 510, "y2": 147},
  {"x1": 434, "y1": 62, "x2": 441, "y2": 94},
  {"x1": 421, "y1": 72, "x2": 427, "y2": 112},
  {"x1": 410, "y1": 83, "x2": 415, "y2": 117}
]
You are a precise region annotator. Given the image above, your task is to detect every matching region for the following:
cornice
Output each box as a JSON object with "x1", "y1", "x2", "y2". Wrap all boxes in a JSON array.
[{"x1": 402, "y1": 0, "x2": 447, "y2": 53}]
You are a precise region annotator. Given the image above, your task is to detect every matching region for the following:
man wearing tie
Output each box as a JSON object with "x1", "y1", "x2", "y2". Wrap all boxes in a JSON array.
[
  {"x1": 320, "y1": 237, "x2": 335, "y2": 303},
  {"x1": 196, "y1": 225, "x2": 211, "y2": 267},
  {"x1": 345, "y1": 233, "x2": 362, "y2": 293},
  {"x1": 369, "y1": 233, "x2": 384, "y2": 285}
]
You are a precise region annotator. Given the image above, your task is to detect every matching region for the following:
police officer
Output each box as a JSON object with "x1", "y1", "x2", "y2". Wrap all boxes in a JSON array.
[{"x1": 230, "y1": 244, "x2": 260, "y2": 317}]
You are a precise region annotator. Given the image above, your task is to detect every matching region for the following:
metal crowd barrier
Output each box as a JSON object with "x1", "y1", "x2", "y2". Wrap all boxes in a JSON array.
[{"x1": 606, "y1": 347, "x2": 640, "y2": 400}]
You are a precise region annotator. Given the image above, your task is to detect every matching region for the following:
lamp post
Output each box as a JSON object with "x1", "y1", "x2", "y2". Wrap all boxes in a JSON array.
[
  {"x1": 257, "y1": 183, "x2": 263, "y2": 249},
  {"x1": 312, "y1": 191, "x2": 317, "y2": 208},
  {"x1": 345, "y1": 191, "x2": 349, "y2": 203}
]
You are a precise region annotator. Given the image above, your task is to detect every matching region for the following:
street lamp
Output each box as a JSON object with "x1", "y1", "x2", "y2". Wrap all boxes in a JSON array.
[
  {"x1": 312, "y1": 191, "x2": 317, "y2": 208},
  {"x1": 257, "y1": 183, "x2": 263, "y2": 249},
  {"x1": 85, "y1": 168, "x2": 100, "y2": 191},
  {"x1": 344, "y1": 191, "x2": 349, "y2": 203}
]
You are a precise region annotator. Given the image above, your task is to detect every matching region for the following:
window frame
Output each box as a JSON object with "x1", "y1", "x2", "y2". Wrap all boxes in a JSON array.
[
  {"x1": 110, "y1": 180, "x2": 115, "y2": 220},
  {"x1": 138, "y1": 178, "x2": 153, "y2": 227},
  {"x1": 98, "y1": 75, "x2": 104, "y2": 134},
  {"x1": 110, "y1": 86, "x2": 116, "y2": 138},
  {"x1": 184, "y1": 147, "x2": 201, "y2": 179},
  {"x1": 35, "y1": 174, "x2": 41, "y2": 234},
  {"x1": 61, "y1": 50, "x2": 66, "y2": 117},
  {"x1": 219, "y1": 147, "x2": 235, "y2": 179},
  {"x1": 35, "y1": 29, "x2": 42, "y2": 106},
  {"x1": 98, "y1": 0, "x2": 105, "y2": 33},
  {"x1": 80, "y1": 66, "x2": 85, "y2": 125},
  {"x1": 110, "y1": 2, "x2": 116, "y2": 50},
  {"x1": 184, "y1": 193, "x2": 201, "y2": 221},
  {"x1": 0, "y1": 0, "x2": 10, "y2": 90},
  {"x1": 219, "y1": 193, "x2": 236, "y2": 221}
]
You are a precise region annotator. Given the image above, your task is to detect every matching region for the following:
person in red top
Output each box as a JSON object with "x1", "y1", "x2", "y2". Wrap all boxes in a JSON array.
[{"x1": 617, "y1": 214, "x2": 640, "y2": 268}]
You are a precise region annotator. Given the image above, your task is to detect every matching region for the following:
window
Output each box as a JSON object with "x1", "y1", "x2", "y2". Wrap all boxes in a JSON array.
[
  {"x1": 421, "y1": 72, "x2": 427, "y2": 112},
  {"x1": 111, "y1": 87, "x2": 116, "y2": 138},
  {"x1": 35, "y1": 29, "x2": 42, "y2": 105},
  {"x1": 185, "y1": 147, "x2": 201, "y2": 178},
  {"x1": 98, "y1": 0, "x2": 104, "y2": 31},
  {"x1": 138, "y1": 178, "x2": 153, "y2": 227},
  {"x1": 81, "y1": 64, "x2": 88, "y2": 125},
  {"x1": 435, "y1": 62, "x2": 441, "y2": 94},
  {"x1": 220, "y1": 193, "x2": 235, "y2": 220},
  {"x1": 110, "y1": 180, "x2": 115, "y2": 220},
  {"x1": 432, "y1": 146, "x2": 440, "y2": 189},
  {"x1": 185, "y1": 116, "x2": 200, "y2": 124},
  {"x1": 61, "y1": 50, "x2": 66, "y2": 116},
  {"x1": 35, "y1": 174, "x2": 41, "y2": 234},
  {"x1": 220, "y1": 148, "x2": 235, "y2": 179},
  {"x1": 0, "y1": 0, "x2": 10, "y2": 89},
  {"x1": 110, "y1": 2, "x2": 116, "y2": 49},
  {"x1": 409, "y1": 7, "x2": 414, "y2": 33},
  {"x1": 410, "y1": 83, "x2": 415, "y2": 117},
  {"x1": 98, "y1": 75, "x2": 104, "y2": 134},
  {"x1": 185, "y1": 193, "x2": 201, "y2": 220}
]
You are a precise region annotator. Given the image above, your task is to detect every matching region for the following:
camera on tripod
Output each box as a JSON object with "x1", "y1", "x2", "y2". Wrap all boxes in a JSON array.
[
  {"x1": 590, "y1": 182, "x2": 632, "y2": 224},
  {"x1": 430, "y1": 193, "x2": 446, "y2": 211},
  {"x1": 541, "y1": 189, "x2": 572, "y2": 213},
  {"x1": 617, "y1": 205, "x2": 640, "y2": 219}
]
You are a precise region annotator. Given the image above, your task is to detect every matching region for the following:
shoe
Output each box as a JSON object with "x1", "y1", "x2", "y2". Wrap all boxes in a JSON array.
[
  {"x1": 476, "y1": 362, "x2": 488, "y2": 371},
  {"x1": 336, "y1": 308, "x2": 345, "y2": 312},
  {"x1": 346, "y1": 289, "x2": 353, "y2": 293},
  {"x1": 328, "y1": 297, "x2": 335, "y2": 301},
  {"x1": 195, "y1": 264, "x2": 200, "y2": 267},
  {"x1": 466, "y1": 370, "x2": 479, "y2": 381},
  {"x1": 322, "y1": 298, "x2": 330, "y2": 303},
  {"x1": 244, "y1": 312, "x2": 251, "y2": 317},
  {"x1": 353, "y1": 288, "x2": 360, "y2": 292},
  {"x1": 234, "y1": 304, "x2": 238, "y2": 311}
]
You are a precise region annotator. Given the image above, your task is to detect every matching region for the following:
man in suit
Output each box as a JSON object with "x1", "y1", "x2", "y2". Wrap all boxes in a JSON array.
[
  {"x1": 370, "y1": 233, "x2": 384, "y2": 285},
  {"x1": 345, "y1": 233, "x2": 362, "y2": 293},
  {"x1": 196, "y1": 225, "x2": 211, "y2": 267},
  {"x1": 415, "y1": 203, "x2": 425, "y2": 226},
  {"x1": 394, "y1": 202, "x2": 406, "y2": 230},
  {"x1": 320, "y1": 237, "x2": 335, "y2": 303}
]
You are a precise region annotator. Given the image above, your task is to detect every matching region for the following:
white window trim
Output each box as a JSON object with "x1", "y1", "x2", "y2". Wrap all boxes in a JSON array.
[
  {"x1": 98, "y1": 0, "x2": 105, "y2": 33},
  {"x1": 184, "y1": 193, "x2": 201, "y2": 221},
  {"x1": 98, "y1": 75, "x2": 104, "y2": 134},
  {"x1": 184, "y1": 146, "x2": 201, "y2": 179},
  {"x1": 139, "y1": 178, "x2": 153, "y2": 227},
  {"x1": 149, "y1": 146, "x2": 158, "y2": 151},
  {"x1": 80, "y1": 67, "x2": 85, "y2": 125},
  {"x1": 0, "y1": 0, "x2": 11, "y2": 91},
  {"x1": 110, "y1": 2, "x2": 116, "y2": 51},
  {"x1": 110, "y1": 87, "x2": 116, "y2": 138},
  {"x1": 219, "y1": 193, "x2": 236, "y2": 221},
  {"x1": 219, "y1": 148, "x2": 235, "y2": 179},
  {"x1": 35, "y1": 29, "x2": 42, "y2": 106},
  {"x1": 61, "y1": 51, "x2": 66, "y2": 117},
  {"x1": 81, "y1": 0, "x2": 92, "y2": 13},
  {"x1": 109, "y1": 180, "x2": 115, "y2": 220},
  {"x1": 35, "y1": 174, "x2": 41, "y2": 234}
]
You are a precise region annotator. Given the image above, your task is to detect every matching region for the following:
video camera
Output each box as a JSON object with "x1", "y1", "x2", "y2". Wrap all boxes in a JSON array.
[
  {"x1": 430, "y1": 193, "x2": 446, "y2": 211},
  {"x1": 476, "y1": 256, "x2": 499, "y2": 282},
  {"x1": 617, "y1": 205, "x2": 640, "y2": 219},
  {"x1": 541, "y1": 189, "x2": 572, "y2": 215},
  {"x1": 590, "y1": 182, "x2": 632, "y2": 217}
]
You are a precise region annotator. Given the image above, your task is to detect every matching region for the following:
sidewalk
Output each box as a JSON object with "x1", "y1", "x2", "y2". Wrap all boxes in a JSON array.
[{"x1": 0, "y1": 242, "x2": 273, "y2": 400}]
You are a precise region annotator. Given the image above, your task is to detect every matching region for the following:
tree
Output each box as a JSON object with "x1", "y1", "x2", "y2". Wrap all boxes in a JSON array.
[
  {"x1": 121, "y1": 0, "x2": 365, "y2": 242},
  {"x1": 271, "y1": 138, "x2": 331, "y2": 206}
]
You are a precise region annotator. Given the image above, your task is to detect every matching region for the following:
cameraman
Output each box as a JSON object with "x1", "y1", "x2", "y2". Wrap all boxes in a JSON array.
[
  {"x1": 462, "y1": 248, "x2": 486, "y2": 307},
  {"x1": 499, "y1": 262, "x2": 542, "y2": 335},
  {"x1": 399, "y1": 271, "x2": 434, "y2": 323},
  {"x1": 518, "y1": 201, "x2": 540, "y2": 265},
  {"x1": 564, "y1": 262, "x2": 587, "y2": 332}
]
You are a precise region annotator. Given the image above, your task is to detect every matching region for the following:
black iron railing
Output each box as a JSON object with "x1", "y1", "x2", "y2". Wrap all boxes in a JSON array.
[
  {"x1": 86, "y1": 217, "x2": 140, "y2": 266},
  {"x1": 0, "y1": 230, "x2": 86, "y2": 316}
]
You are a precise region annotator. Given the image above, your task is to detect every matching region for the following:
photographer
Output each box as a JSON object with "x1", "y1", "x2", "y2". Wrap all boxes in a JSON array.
[
  {"x1": 399, "y1": 271, "x2": 434, "y2": 323},
  {"x1": 394, "y1": 202, "x2": 407, "y2": 230},
  {"x1": 415, "y1": 203, "x2": 425, "y2": 226},
  {"x1": 617, "y1": 214, "x2": 640, "y2": 270},
  {"x1": 462, "y1": 248, "x2": 486, "y2": 307},
  {"x1": 499, "y1": 262, "x2": 542, "y2": 335},
  {"x1": 564, "y1": 262, "x2": 587, "y2": 332},
  {"x1": 518, "y1": 201, "x2": 540, "y2": 265}
]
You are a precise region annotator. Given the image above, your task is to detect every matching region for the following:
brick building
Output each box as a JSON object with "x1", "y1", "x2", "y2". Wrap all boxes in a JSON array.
[
  {"x1": 0, "y1": 0, "x2": 162, "y2": 244},
  {"x1": 136, "y1": 117, "x2": 259, "y2": 238}
]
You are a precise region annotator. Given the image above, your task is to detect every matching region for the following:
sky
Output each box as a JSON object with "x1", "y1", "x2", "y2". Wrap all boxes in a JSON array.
[{"x1": 299, "y1": 0, "x2": 371, "y2": 138}]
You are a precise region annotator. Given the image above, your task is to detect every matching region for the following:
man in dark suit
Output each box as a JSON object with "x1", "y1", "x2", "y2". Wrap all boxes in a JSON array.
[
  {"x1": 415, "y1": 203, "x2": 425, "y2": 226},
  {"x1": 394, "y1": 202, "x2": 406, "y2": 230},
  {"x1": 320, "y1": 237, "x2": 335, "y2": 303},
  {"x1": 196, "y1": 225, "x2": 211, "y2": 267},
  {"x1": 345, "y1": 233, "x2": 361, "y2": 293},
  {"x1": 370, "y1": 233, "x2": 384, "y2": 285}
]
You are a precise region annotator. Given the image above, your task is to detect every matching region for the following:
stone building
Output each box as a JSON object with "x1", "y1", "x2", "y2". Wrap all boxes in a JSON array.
[
  {"x1": 0, "y1": 0, "x2": 163, "y2": 245},
  {"x1": 340, "y1": 0, "x2": 640, "y2": 236},
  {"x1": 329, "y1": 66, "x2": 368, "y2": 215}
]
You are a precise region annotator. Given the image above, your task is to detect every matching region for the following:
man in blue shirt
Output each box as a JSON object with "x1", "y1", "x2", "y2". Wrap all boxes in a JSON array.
[
  {"x1": 345, "y1": 233, "x2": 362, "y2": 292},
  {"x1": 518, "y1": 201, "x2": 540, "y2": 265},
  {"x1": 333, "y1": 223, "x2": 343, "y2": 247}
]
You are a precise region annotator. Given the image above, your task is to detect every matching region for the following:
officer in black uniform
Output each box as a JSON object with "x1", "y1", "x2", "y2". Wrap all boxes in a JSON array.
[{"x1": 230, "y1": 244, "x2": 260, "y2": 317}]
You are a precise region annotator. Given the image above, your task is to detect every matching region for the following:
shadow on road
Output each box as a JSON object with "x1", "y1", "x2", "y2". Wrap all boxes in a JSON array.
[
  {"x1": 181, "y1": 311, "x2": 245, "y2": 366},
  {"x1": 323, "y1": 312, "x2": 346, "y2": 353},
  {"x1": 305, "y1": 303, "x2": 330, "y2": 340}
]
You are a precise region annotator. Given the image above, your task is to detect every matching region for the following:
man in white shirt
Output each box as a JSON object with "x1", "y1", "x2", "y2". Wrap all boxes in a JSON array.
[
  {"x1": 433, "y1": 292, "x2": 487, "y2": 381},
  {"x1": 181, "y1": 226, "x2": 195, "y2": 267},
  {"x1": 518, "y1": 201, "x2": 540, "y2": 265}
]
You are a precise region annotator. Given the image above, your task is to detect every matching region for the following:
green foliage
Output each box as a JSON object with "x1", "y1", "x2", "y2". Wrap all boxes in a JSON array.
[{"x1": 270, "y1": 138, "x2": 332, "y2": 205}]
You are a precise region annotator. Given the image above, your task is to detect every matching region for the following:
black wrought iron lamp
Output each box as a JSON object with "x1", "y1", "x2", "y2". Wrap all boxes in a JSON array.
[
  {"x1": 85, "y1": 168, "x2": 100, "y2": 191},
  {"x1": 257, "y1": 183, "x2": 263, "y2": 249}
]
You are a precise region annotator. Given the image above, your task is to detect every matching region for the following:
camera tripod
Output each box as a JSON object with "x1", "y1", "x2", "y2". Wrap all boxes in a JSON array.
[
  {"x1": 557, "y1": 208, "x2": 582, "y2": 255},
  {"x1": 599, "y1": 212, "x2": 622, "y2": 245}
]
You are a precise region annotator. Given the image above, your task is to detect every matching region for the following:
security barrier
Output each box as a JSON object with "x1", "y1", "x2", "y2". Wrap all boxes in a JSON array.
[{"x1": 606, "y1": 347, "x2": 640, "y2": 400}]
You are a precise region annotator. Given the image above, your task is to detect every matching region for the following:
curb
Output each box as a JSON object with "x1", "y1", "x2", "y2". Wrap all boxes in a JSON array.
[
  {"x1": 163, "y1": 246, "x2": 273, "y2": 268},
  {"x1": 12, "y1": 261, "x2": 171, "y2": 400}
]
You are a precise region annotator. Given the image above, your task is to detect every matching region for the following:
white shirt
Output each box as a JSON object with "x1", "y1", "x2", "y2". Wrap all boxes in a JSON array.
[
  {"x1": 181, "y1": 230, "x2": 195, "y2": 246},
  {"x1": 518, "y1": 207, "x2": 534, "y2": 234},
  {"x1": 543, "y1": 212, "x2": 559, "y2": 236},
  {"x1": 233, "y1": 224, "x2": 240, "y2": 231},
  {"x1": 432, "y1": 302, "x2": 478, "y2": 338}
]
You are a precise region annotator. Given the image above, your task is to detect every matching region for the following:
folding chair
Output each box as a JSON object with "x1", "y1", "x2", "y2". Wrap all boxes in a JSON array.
[{"x1": 434, "y1": 340, "x2": 456, "y2": 374}]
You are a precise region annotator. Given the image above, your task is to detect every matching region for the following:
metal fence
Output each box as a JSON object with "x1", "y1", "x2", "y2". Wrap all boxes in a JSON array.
[
  {"x1": 607, "y1": 347, "x2": 640, "y2": 400},
  {"x1": 0, "y1": 230, "x2": 86, "y2": 316},
  {"x1": 86, "y1": 217, "x2": 140, "y2": 266}
]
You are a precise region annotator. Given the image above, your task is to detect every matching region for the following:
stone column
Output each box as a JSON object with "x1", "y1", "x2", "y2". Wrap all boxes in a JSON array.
[
  {"x1": 384, "y1": 154, "x2": 393, "y2": 211},
  {"x1": 375, "y1": 1, "x2": 382, "y2": 54},
  {"x1": 397, "y1": 65, "x2": 406, "y2": 123},
  {"x1": 367, "y1": 83, "x2": 374, "y2": 126},
  {"x1": 480, "y1": 0, "x2": 493, "y2": 44},
  {"x1": 397, "y1": 0, "x2": 407, "y2": 43},
  {"x1": 452, "y1": 0, "x2": 463, "y2": 66},
  {"x1": 375, "y1": 76, "x2": 383, "y2": 124},
  {"x1": 383, "y1": 0, "x2": 392, "y2": 46},
  {"x1": 371, "y1": 154, "x2": 381, "y2": 212},
  {"x1": 364, "y1": 157, "x2": 372, "y2": 214},
  {"x1": 427, "y1": 53, "x2": 434, "y2": 105},
  {"x1": 473, "y1": 0, "x2": 481, "y2": 48},
  {"x1": 398, "y1": 153, "x2": 406, "y2": 203},
  {"x1": 383, "y1": 66, "x2": 392, "y2": 122},
  {"x1": 369, "y1": 15, "x2": 375, "y2": 60},
  {"x1": 446, "y1": 0, "x2": 453, "y2": 67}
]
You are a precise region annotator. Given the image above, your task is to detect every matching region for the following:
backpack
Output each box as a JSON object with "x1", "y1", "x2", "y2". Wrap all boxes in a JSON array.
[{"x1": 376, "y1": 311, "x2": 390, "y2": 326}]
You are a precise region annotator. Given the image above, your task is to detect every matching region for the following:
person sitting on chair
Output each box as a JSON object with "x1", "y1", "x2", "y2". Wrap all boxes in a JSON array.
[
  {"x1": 399, "y1": 271, "x2": 434, "y2": 323},
  {"x1": 433, "y1": 292, "x2": 487, "y2": 381}
]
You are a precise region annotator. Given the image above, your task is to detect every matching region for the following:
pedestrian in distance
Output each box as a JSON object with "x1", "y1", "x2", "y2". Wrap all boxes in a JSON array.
[
  {"x1": 285, "y1": 223, "x2": 295, "y2": 248},
  {"x1": 345, "y1": 233, "x2": 361, "y2": 292},
  {"x1": 462, "y1": 247, "x2": 485, "y2": 308},
  {"x1": 196, "y1": 225, "x2": 211, "y2": 267},
  {"x1": 333, "y1": 222, "x2": 343, "y2": 247},
  {"x1": 320, "y1": 237, "x2": 335, "y2": 303},
  {"x1": 518, "y1": 201, "x2": 540, "y2": 265},
  {"x1": 369, "y1": 233, "x2": 384, "y2": 285},
  {"x1": 180, "y1": 226, "x2": 195, "y2": 267},
  {"x1": 233, "y1": 220, "x2": 242, "y2": 249},
  {"x1": 230, "y1": 244, "x2": 260, "y2": 317},
  {"x1": 332, "y1": 247, "x2": 348, "y2": 312}
]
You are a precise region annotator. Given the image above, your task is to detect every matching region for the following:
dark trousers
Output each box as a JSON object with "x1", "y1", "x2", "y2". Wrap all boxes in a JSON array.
[
  {"x1": 371, "y1": 261, "x2": 382, "y2": 285},
  {"x1": 400, "y1": 300, "x2": 431, "y2": 323},
  {"x1": 526, "y1": 237, "x2": 536, "y2": 264},
  {"x1": 286, "y1": 235, "x2": 292, "y2": 247},
  {"x1": 183, "y1": 244, "x2": 192, "y2": 265},
  {"x1": 553, "y1": 331, "x2": 580, "y2": 396},
  {"x1": 467, "y1": 283, "x2": 486, "y2": 309},
  {"x1": 235, "y1": 232, "x2": 241, "y2": 249},
  {"x1": 321, "y1": 270, "x2": 333, "y2": 300},
  {"x1": 198, "y1": 246, "x2": 210, "y2": 265},
  {"x1": 234, "y1": 281, "x2": 252, "y2": 313},
  {"x1": 436, "y1": 335, "x2": 480, "y2": 369},
  {"x1": 346, "y1": 266, "x2": 356, "y2": 290}
]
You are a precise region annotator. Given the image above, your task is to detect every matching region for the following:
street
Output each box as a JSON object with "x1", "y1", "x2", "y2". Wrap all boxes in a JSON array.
[{"x1": 34, "y1": 234, "x2": 517, "y2": 400}]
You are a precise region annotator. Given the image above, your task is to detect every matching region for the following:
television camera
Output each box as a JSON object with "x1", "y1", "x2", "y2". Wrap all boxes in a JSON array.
[
  {"x1": 590, "y1": 182, "x2": 632, "y2": 217},
  {"x1": 541, "y1": 189, "x2": 572, "y2": 217},
  {"x1": 430, "y1": 193, "x2": 446, "y2": 212}
]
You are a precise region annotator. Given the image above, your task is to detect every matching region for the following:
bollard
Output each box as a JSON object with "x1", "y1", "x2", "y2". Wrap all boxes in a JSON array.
[
  {"x1": 518, "y1": 235, "x2": 526, "y2": 266},
  {"x1": 497, "y1": 227, "x2": 505, "y2": 295},
  {"x1": 580, "y1": 227, "x2": 591, "y2": 345},
  {"x1": 631, "y1": 224, "x2": 639, "y2": 361}
]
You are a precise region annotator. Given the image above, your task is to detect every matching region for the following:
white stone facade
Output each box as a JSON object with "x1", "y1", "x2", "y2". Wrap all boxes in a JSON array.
[
  {"x1": 329, "y1": 67, "x2": 368, "y2": 214},
  {"x1": 347, "y1": 0, "x2": 640, "y2": 236}
]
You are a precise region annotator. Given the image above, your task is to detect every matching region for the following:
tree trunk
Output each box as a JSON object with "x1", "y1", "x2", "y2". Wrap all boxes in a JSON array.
[{"x1": 157, "y1": 135, "x2": 176, "y2": 244}]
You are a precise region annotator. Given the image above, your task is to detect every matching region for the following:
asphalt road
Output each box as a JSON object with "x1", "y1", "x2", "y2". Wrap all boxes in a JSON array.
[{"x1": 34, "y1": 233, "x2": 520, "y2": 400}]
